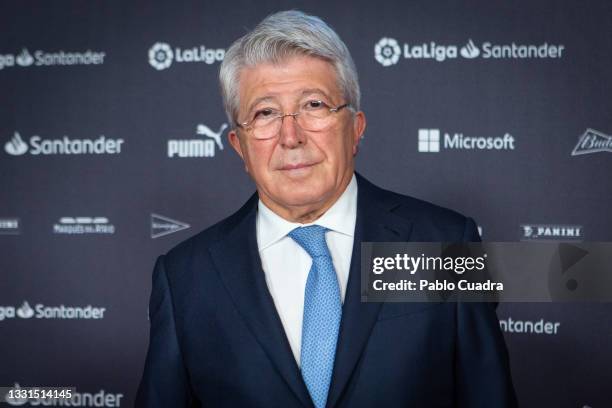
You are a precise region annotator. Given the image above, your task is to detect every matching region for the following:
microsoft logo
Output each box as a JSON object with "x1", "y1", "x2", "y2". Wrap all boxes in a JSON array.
[
  {"x1": 418, "y1": 129, "x2": 440, "y2": 152},
  {"x1": 418, "y1": 128, "x2": 515, "y2": 153}
]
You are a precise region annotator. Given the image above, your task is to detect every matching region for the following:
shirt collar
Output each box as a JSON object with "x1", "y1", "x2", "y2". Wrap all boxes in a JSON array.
[{"x1": 256, "y1": 173, "x2": 358, "y2": 251}]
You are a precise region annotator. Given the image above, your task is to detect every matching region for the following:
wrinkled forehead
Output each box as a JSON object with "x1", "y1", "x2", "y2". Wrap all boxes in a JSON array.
[{"x1": 236, "y1": 54, "x2": 342, "y2": 111}]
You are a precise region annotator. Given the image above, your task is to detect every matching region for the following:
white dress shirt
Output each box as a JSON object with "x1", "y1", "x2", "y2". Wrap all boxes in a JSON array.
[{"x1": 256, "y1": 174, "x2": 357, "y2": 366}]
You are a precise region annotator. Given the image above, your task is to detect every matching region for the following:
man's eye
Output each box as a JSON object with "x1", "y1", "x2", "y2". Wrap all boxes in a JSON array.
[
  {"x1": 304, "y1": 100, "x2": 328, "y2": 110},
  {"x1": 253, "y1": 108, "x2": 277, "y2": 120}
]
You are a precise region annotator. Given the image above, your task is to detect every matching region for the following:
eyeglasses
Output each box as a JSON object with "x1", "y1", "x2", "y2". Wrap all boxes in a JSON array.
[{"x1": 236, "y1": 100, "x2": 351, "y2": 140}]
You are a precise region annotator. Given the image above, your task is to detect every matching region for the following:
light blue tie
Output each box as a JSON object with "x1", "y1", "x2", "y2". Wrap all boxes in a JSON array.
[{"x1": 289, "y1": 225, "x2": 342, "y2": 408}]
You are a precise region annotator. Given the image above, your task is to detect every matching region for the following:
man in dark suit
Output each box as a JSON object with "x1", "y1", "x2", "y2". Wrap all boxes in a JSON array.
[{"x1": 136, "y1": 10, "x2": 516, "y2": 407}]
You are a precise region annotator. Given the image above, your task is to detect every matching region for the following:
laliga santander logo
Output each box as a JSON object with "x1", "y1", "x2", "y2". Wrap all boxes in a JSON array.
[
  {"x1": 375, "y1": 37, "x2": 481, "y2": 66},
  {"x1": 148, "y1": 42, "x2": 173, "y2": 70},
  {"x1": 374, "y1": 37, "x2": 401, "y2": 66}
]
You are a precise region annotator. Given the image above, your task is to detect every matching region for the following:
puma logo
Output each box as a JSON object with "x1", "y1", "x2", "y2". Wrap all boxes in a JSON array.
[{"x1": 196, "y1": 123, "x2": 227, "y2": 150}]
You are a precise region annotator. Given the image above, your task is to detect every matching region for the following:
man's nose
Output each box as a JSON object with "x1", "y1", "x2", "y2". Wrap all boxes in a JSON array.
[{"x1": 278, "y1": 114, "x2": 305, "y2": 148}]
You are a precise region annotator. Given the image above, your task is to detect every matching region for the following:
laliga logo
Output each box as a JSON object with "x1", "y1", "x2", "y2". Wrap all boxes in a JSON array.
[
  {"x1": 374, "y1": 37, "x2": 401, "y2": 66},
  {"x1": 148, "y1": 42, "x2": 224, "y2": 70},
  {"x1": 148, "y1": 42, "x2": 173, "y2": 70},
  {"x1": 4, "y1": 132, "x2": 28, "y2": 155}
]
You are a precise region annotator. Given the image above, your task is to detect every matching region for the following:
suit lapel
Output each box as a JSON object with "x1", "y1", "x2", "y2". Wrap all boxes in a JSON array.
[
  {"x1": 208, "y1": 197, "x2": 314, "y2": 408},
  {"x1": 326, "y1": 175, "x2": 414, "y2": 408}
]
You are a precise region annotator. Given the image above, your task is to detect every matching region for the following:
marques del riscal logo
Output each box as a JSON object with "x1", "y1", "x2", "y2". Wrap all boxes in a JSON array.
[
  {"x1": 53, "y1": 217, "x2": 115, "y2": 234},
  {"x1": 374, "y1": 37, "x2": 565, "y2": 65},
  {"x1": 4, "y1": 132, "x2": 124, "y2": 156},
  {"x1": 418, "y1": 128, "x2": 515, "y2": 152},
  {"x1": 167, "y1": 122, "x2": 227, "y2": 158},
  {"x1": 0, "y1": 301, "x2": 106, "y2": 322},
  {"x1": 148, "y1": 41, "x2": 224, "y2": 70},
  {"x1": 0, "y1": 48, "x2": 105, "y2": 70},
  {"x1": 0, "y1": 218, "x2": 20, "y2": 234}
]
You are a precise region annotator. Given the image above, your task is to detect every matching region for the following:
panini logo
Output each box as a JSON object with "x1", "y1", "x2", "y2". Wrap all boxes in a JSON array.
[
  {"x1": 571, "y1": 128, "x2": 612, "y2": 156},
  {"x1": 0, "y1": 218, "x2": 20, "y2": 234},
  {"x1": 375, "y1": 37, "x2": 564, "y2": 66},
  {"x1": 53, "y1": 217, "x2": 115, "y2": 235},
  {"x1": 520, "y1": 224, "x2": 583, "y2": 241}
]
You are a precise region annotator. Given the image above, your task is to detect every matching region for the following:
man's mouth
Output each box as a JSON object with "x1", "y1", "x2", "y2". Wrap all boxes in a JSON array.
[{"x1": 279, "y1": 162, "x2": 316, "y2": 171}]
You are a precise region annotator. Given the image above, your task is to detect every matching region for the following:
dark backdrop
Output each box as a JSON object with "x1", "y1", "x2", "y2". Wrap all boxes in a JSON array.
[{"x1": 1, "y1": 1, "x2": 611, "y2": 407}]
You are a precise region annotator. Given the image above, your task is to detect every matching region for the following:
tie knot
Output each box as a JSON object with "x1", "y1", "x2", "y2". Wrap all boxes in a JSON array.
[{"x1": 288, "y1": 225, "x2": 331, "y2": 258}]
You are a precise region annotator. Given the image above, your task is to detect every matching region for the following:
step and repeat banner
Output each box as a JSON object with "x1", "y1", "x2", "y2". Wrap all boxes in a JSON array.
[{"x1": 1, "y1": 1, "x2": 611, "y2": 407}]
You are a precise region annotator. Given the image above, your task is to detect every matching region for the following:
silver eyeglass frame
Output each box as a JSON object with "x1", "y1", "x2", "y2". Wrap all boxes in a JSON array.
[{"x1": 235, "y1": 102, "x2": 351, "y2": 131}]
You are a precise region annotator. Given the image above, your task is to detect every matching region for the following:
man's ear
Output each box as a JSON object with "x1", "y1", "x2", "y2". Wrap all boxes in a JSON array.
[
  {"x1": 228, "y1": 129, "x2": 244, "y2": 160},
  {"x1": 352, "y1": 111, "x2": 366, "y2": 156},
  {"x1": 228, "y1": 129, "x2": 250, "y2": 173}
]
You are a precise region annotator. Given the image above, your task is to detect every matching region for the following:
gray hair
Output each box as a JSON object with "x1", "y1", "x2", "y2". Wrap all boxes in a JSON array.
[{"x1": 219, "y1": 10, "x2": 360, "y2": 126}]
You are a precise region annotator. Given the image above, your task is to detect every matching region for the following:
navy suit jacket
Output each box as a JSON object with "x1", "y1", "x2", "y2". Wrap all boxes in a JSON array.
[{"x1": 136, "y1": 174, "x2": 517, "y2": 407}]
